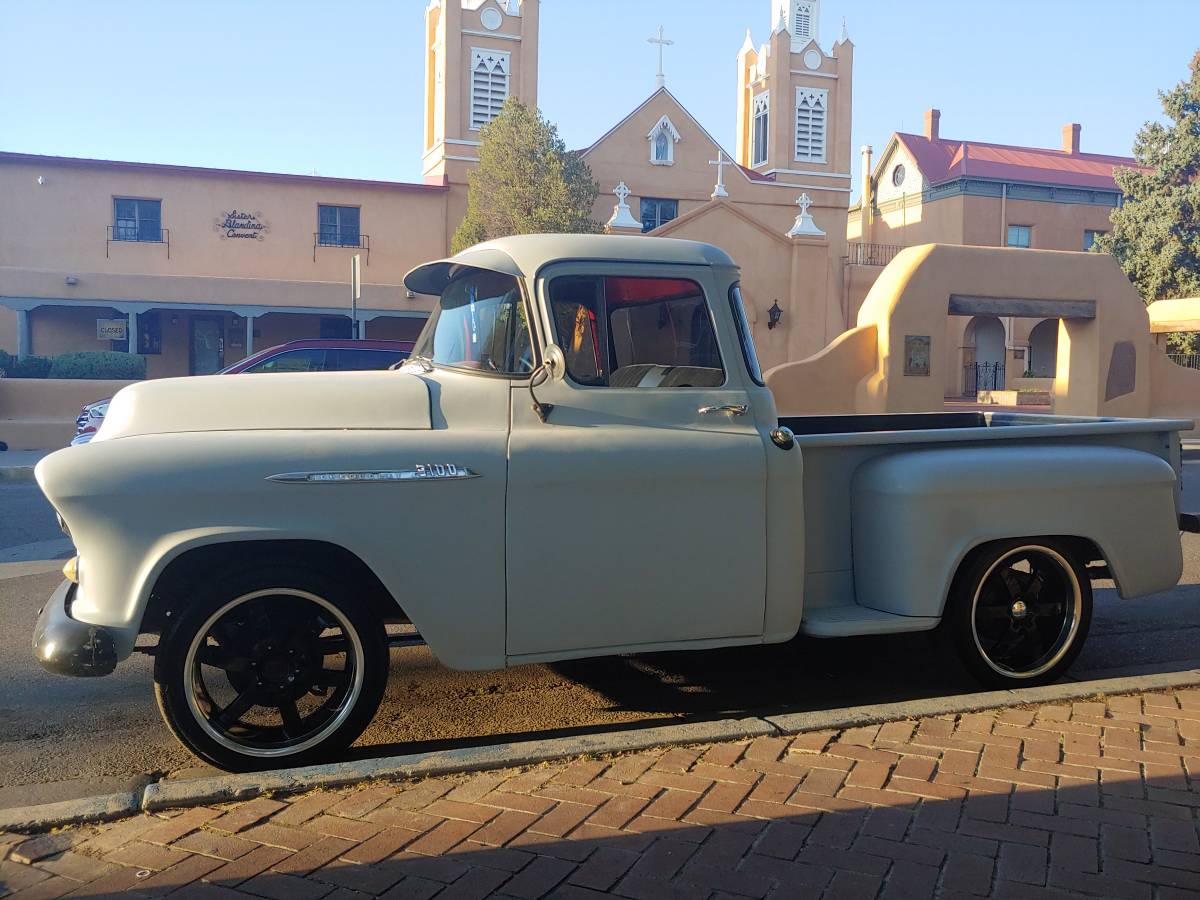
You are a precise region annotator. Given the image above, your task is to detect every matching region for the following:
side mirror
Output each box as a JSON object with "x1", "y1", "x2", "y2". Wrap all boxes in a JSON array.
[{"x1": 543, "y1": 344, "x2": 567, "y2": 382}]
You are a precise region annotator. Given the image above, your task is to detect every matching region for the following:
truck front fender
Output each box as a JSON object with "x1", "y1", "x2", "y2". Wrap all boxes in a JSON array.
[{"x1": 851, "y1": 445, "x2": 1183, "y2": 619}]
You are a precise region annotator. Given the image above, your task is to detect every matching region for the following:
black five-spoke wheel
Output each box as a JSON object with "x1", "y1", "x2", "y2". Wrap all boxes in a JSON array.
[
  {"x1": 155, "y1": 565, "x2": 387, "y2": 771},
  {"x1": 947, "y1": 539, "x2": 1093, "y2": 688}
]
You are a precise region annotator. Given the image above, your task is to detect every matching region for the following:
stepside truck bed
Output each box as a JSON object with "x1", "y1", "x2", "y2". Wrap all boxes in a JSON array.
[{"x1": 785, "y1": 413, "x2": 1192, "y2": 637}]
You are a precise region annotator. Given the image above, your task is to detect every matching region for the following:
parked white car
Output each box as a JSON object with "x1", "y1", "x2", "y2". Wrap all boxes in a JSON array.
[{"x1": 32, "y1": 235, "x2": 1197, "y2": 771}]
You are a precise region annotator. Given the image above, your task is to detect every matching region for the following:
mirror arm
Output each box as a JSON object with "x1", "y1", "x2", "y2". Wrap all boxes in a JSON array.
[{"x1": 528, "y1": 363, "x2": 554, "y2": 423}]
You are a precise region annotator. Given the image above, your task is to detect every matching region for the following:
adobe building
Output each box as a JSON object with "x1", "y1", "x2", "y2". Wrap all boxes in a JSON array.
[
  {"x1": 846, "y1": 110, "x2": 1141, "y2": 397},
  {"x1": 0, "y1": 0, "x2": 857, "y2": 376}
]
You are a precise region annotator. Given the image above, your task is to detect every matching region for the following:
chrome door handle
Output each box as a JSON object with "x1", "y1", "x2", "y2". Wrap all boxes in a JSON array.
[{"x1": 698, "y1": 404, "x2": 748, "y2": 416}]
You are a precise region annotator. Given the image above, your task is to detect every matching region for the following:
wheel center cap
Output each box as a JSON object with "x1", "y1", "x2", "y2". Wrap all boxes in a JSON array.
[
  {"x1": 260, "y1": 656, "x2": 291, "y2": 682},
  {"x1": 1011, "y1": 600, "x2": 1028, "y2": 619}
]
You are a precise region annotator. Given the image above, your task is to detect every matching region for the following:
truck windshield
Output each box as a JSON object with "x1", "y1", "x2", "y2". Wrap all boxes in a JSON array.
[{"x1": 412, "y1": 269, "x2": 534, "y2": 375}]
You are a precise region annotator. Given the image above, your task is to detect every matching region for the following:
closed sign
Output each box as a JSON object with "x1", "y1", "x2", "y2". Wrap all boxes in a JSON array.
[{"x1": 97, "y1": 318, "x2": 127, "y2": 341}]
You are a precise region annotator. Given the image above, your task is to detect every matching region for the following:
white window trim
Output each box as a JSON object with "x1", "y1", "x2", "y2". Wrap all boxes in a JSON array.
[
  {"x1": 647, "y1": 115, "x2": 682, "y2": 166},
  {"x1": 751, "y1": 91, "x2": 770, "y2": 168},
  {"x1": 469, "y1": 48, "x2": 511, "y2": 131},
  {"x1": 794, "y1": 86, "x2": 828, "y2": 164}
]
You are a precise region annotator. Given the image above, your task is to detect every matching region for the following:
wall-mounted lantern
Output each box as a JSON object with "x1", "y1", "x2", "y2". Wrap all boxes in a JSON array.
[{"x1": 767, "y1": 300, "x2": 783, "y2": 330}]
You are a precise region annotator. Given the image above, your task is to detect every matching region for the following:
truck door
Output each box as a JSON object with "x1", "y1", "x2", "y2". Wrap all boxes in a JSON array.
[{"x1": 505, "y1": 267, "x2": 768, "y2": 659}]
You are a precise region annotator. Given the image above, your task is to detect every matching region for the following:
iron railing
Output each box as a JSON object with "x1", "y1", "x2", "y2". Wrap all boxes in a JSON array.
[
  {"x1": 313, "y1": 232, "x2": 370, "y2": 264},
  {"x1": 846, "y1": 242, "x2": 903, "y2": 267},
  {"x1": 964, "y1": 362, "x2": 1006, "y2": 394},
  {"x1": 106, "y1": 225, "x2": 169, "y2": 258},
  {"x1": 1169, "y1": 354, "x2": 1200, "y2": 370}
]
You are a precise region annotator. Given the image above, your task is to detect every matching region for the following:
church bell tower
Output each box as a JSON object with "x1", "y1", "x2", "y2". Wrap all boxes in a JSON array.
[
  {"x1": 736, "y1": 0, "x2": 852, "y2": 187},
  {"x1": 423, "y1": 0, "x2": 540, "y2": 185}
]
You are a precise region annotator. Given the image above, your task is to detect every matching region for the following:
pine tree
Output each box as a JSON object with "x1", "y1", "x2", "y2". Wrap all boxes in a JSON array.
[
  {"x1": 1096, "y1": 51, "x2": 1200, "y2": 351},
  {"x1": 451, "y1": 99, "x2": 602, "y2": 253}
]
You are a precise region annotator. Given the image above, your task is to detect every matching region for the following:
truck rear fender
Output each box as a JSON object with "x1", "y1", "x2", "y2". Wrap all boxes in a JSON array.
[{"x1": 851, "y1": 445, "x2": 1183, "y2": 619}]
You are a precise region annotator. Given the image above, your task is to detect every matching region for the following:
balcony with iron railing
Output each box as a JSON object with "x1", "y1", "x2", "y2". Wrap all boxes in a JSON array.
[
  {"x1": 846, "y1": 242, "x2": 903, "y2": 267},
  {"x1": 106, "y1": 225, "x2": 170, "y2": 258},
  {"x1": 313, "y1": 232, "x2": 370, "y2": 264}
]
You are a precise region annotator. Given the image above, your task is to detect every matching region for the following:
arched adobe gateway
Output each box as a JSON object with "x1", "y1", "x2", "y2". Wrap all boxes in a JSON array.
[{"x1": 766, "y1": 243, "x2": 1200, "y2": 425}]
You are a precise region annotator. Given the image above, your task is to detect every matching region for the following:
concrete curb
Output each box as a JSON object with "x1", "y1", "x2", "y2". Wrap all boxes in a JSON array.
[
  {"x1": 4, "y1": 668, "x2": 1200, "y2": 833},
  {"x1": 0, "y1": 791, "x2": 141, "y2": 833},
  {"x1": 0, "y1": 466, "x2": 36, "y2": 484}
]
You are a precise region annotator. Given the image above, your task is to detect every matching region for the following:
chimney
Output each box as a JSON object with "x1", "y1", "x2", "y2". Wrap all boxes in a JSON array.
[
  {"x1": 1062, "y1": 123, "x2": 1082, "y2": 154},
  {"x1": 924, "y1": 108, "x2": 941, "y2": 141}
]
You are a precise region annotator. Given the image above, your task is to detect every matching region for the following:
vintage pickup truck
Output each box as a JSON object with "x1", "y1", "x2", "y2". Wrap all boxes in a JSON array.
[{"x1": 33, "y1": 234, "x2": 1196, "y2": 771}]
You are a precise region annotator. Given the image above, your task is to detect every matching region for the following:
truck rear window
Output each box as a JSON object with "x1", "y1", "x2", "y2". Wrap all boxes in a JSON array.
[{"x1": 548, "y1": 275, "x2": 725, "y2": 389}]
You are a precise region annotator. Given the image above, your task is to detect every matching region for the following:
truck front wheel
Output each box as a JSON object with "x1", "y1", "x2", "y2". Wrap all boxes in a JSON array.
[
  {"x1": 946, "y1": 539, "x2": 1093, "y2": 688},
  {"x1": 153, "y1": 565, "x2": 388, "y2": 772}
]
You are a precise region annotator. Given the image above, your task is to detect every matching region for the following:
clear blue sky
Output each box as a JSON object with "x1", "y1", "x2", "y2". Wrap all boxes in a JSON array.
[{"x1": 1, "y1": 1, "x2": 1194, "y2": 200}]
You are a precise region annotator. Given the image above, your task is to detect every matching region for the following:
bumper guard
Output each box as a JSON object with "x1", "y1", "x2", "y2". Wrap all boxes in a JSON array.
[{"x1": 32, "y1": 579, "x2": 118, "y2": 677}]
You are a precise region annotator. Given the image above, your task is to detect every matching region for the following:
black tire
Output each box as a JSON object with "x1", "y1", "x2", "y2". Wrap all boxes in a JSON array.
[
  {"x1": 945, "y1": 538, "x2": 1093, "y2": 689},
  {"x1": 154, "y1": 563, "x2": 388, "y2": 772}
]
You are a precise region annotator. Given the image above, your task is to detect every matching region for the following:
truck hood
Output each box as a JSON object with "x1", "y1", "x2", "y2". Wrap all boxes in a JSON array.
[{"x1": 94, "y1": 371, "x2": 431, "y2": 440}]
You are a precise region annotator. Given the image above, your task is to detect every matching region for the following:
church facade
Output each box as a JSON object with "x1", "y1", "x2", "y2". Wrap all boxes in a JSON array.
[{"x1": 0, "y1": 0, "x2": 856, "y2": 376}]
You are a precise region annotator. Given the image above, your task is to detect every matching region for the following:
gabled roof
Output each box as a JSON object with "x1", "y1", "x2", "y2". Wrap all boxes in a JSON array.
[
  {"x1": 892, "y1": 133, "x2": 1143, "y2": 192},
  {"x1": 579, "y1": 86, "x2": 758, "y2": 187}
]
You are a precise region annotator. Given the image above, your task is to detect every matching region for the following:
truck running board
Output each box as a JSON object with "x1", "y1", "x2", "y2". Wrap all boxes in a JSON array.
[
  {"x1": 800, "y1": 605, "x2": 941, "y2": 638},
  {"x1": 387, "y1": 631, "x2": 426, "y2": 649}
]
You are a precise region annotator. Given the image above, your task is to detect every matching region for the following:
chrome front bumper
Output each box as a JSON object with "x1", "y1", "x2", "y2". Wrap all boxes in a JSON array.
[{"x1": 32, "y1": 579, "x2": 119, "y2": 677}]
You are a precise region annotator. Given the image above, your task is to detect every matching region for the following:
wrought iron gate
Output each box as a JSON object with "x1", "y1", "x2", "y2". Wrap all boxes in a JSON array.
[{"x1": 964, "y1": 362, "x2": 1005, "y2": 394}]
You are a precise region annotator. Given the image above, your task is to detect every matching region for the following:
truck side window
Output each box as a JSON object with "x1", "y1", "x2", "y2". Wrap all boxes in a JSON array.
[{"x1": 548, "y1": 275, "x2": 725, "y2": 388}]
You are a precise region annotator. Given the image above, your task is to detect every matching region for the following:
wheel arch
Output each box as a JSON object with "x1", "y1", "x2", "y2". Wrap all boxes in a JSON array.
[
  {"x1": 142, "y1": 539, "x2": 407, "y2": 636},
  {"x1": 942, "y1": 534, "x2": 1104, "y2": 617}
]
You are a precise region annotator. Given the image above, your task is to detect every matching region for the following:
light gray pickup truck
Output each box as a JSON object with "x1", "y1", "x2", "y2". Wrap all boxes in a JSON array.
[{"x1": 33, "y1": 234, "x2": 1198, "y2": 771}]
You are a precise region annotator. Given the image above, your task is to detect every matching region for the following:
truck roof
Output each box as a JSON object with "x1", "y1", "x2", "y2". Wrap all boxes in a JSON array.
[{"x1": 404, "y1": 234, "x2": 737, "y2": 296}]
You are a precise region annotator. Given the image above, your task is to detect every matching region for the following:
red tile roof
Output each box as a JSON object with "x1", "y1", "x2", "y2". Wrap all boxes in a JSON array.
[{"x1": 894, "y1": 133, "x2": 1144, "y2": 192}]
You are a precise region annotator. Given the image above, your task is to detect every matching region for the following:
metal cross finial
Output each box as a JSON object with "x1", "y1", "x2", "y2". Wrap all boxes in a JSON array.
[
  {"x1": 798, "y1": 193, "x2": 813, "y2": 215},
  {"x1": 709, "y1": 151, "x2": 730, "y2": 199},
  {"x1": 647, "y1": 25, "x2": 674, "y2": 89},
  {"x1": 614, "y1": 182, "x2": 632, "y2": 204}
]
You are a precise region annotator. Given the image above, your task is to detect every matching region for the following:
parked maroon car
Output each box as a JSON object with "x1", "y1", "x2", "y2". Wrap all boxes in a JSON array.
[{"x1": 71, "y1": 339, "x2": 414, "y2": 444}]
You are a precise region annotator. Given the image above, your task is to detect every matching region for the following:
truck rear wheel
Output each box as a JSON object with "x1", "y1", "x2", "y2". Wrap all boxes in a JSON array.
[
  {"x1": 946, "y1": 539, "x2": 1092, "y2": 688},
  {"x1": 153, "y1": 565, "x2": 388, "y2": 772}
]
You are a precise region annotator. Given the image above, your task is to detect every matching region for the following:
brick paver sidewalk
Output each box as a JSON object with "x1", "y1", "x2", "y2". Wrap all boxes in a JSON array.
[{"x1": 4, "y1": 689, "x2": 1200, "y2": 899}]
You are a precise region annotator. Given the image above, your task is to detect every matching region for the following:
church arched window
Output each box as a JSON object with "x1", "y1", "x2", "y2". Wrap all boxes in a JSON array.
[
  {"x1": 647, "y1": 116, "x2": 681, "y2": 166},
  {"x1": 655, "y1": 132, "x2": 669, "y2": 163}
]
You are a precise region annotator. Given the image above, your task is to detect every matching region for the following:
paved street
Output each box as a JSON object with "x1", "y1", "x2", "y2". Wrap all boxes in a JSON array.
[
  {"x1": 4, "y1": 688, "x2": 1200, "y2": 899},
  {"x1": 2, "y1": 463, "x2": 1199, "y2": 808}
]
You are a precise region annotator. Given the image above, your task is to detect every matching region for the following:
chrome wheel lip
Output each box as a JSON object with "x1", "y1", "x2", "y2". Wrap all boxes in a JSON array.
[
  {"x1": 970, "y1": 545, "x2": 1082, "y2": 680},
  {"x1": 183, "y1": 588, "x2": 365, "y2": 759}
]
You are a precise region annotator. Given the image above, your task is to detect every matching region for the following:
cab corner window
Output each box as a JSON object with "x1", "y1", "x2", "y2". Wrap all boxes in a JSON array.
[
  {"x1": 549, "y1": 275, "x2": 724, "y2": 388},
  {"x1": 412, "y1": 270, "x2": 534, "y2": 376}
]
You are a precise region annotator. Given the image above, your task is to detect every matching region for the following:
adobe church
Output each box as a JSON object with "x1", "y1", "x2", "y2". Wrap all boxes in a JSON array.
[
  {"x1": 424, "y1": 0, "x2": 856, "y2": 369},
  {"x1": 0, "y1": 0, "x2": 854, "y2": 376}
]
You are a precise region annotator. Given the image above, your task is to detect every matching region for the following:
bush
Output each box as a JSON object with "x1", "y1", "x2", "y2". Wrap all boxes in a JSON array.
[
  {"x1": 47, "y1": 351, "x2": 146, "y2": 380},
  {"x1": 0, "y1": 352, "x2": 52, "y2": 378}
]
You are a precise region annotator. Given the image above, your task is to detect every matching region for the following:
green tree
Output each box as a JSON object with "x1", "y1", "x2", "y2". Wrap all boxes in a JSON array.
[
  {"x1": 451, "y1": 99, "x2": 601, "y2": 254},
  {"x1": 1096, "y1": 51, "x2": 1200, "y2": 351}
]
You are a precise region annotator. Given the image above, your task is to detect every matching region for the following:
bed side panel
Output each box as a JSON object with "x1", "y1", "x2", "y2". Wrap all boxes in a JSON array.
[{"x1": 851, "y1": 444, "x2": 1182, "y2": 617}]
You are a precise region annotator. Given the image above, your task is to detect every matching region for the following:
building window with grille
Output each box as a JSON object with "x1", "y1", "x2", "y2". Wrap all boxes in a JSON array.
[
  {"x1": 113, "y1": 198, "x2": 162, "y2": 242},
  {"x1": 752, "y1": 92, "x2": 770, "y2": 167},
  {"x1": 794, "y1": 88, "x2": 827, "y2": 163},
  {"x1": 640, "y1": 198, "x2": 678, "y2": 233},
  {"x1": 470, "y1": 49, "x2": 510, "y2": 130},
  {"x1": 1084, "y1": 229, "x2": 1106, "y2": 251},
  {"x1": 318, "y1": 205, "x2": 361, "y2": 247},
  {"x1": 1007, "y1": 225, "x2": 1032, "y2": 248}
]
